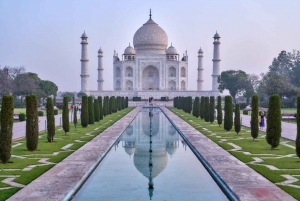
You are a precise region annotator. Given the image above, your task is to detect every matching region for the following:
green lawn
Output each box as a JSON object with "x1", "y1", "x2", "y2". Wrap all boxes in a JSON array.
[
  {"x1": 169, "y1": 107, "x2": 300, "y2": 201},
  {"x1": 0, "y1": 107, "x2": 133, "y2": 201}
]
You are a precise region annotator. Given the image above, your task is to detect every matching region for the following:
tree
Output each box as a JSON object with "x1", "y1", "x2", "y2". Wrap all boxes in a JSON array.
[
  {"x1": 26, "y1": 94, "x2": 39, "y2": 151},
  {"x1": 269, "y1": 50, "x2": 292, "y2": 79},
  {"x1": 62, "y1": 97, "x2": 69, "y2": 135},
  {"x1": 126, "y1": 97, "x2": 128, "y2": 108},
  {"x1": 39, "y1": 80, "x2": 58, "y2": 97},
  {"x1": 98, "y1": 96, "x2": 103, "y2": 120},
  {"x1": 217, "y1": 96, "x2": 222, "y2": 127},
  {"x1": 46, "y1": 97, "x2": 55, "y2": 142},
  {"x1": 34, "y1": 89, "x2": 47, "y2": 105},
  {"x1": 73, "y1": 106, "x2": 77, "y2": 130},
  {"x1": 224, "y1": 95, "x2": 233, "y2": 131},
  {"x1": 61, "y1": 92, "x2": 75, "y2": 103},
  {"x1": 88, "y1": 96, "x2": 94, "y2": 124},
  {"x1": 209, "y1": 96, "x2": 215, "y2": 123},
  {"x1": 13, "y1": 73, "x2": 38, "y2": 96},
  {"x1": 109, "y1": 96, "x2": 113, "y2": 114},
  {"x1": 187, "y1": 96, "x2": 192, "y2": 114},
  {"x1": 200, "y1": 96, "x2": 205, "y2": 119},
  {"x1": 81, "y1": 96, "x2": 88, "y2": 127},
  {"x1": 0, "y1": 95, "x2": 14, "y2": 163},
  {"x1": 266, "y1": 94, "x2": 281, "y2": 149},
  {"x1": 193, "y1": 97, "x2": 200, "y2": 118},
  {"x1": 204, "y1": 97, "x2": 209, "y2": 122},
  {"x1": 77, "y1": 92, "x2": 87, "y2": 98},
  {"x1": 218, "y1": 70, "x2": 248, "y2": 103},
  {"x1": 234, "y1": 104, "x2": 241, "y2": 135},
  {"x1": 251, "y1": 94, "x2": 259, "y2": 141},
  {"x1": 296, "y1": 94, "x2": 300, "y2": 157},
  {"x1": 94, "y1": 99, "x2": 100, "y2": 122}
]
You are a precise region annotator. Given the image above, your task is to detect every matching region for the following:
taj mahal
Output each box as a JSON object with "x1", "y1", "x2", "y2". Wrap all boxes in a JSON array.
[{"x1": 80, "y1": 11, "x2": 221, "y2": 99}]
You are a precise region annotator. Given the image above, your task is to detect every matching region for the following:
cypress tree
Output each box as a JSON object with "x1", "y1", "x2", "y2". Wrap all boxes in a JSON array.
[
  {"x1": 204, "y1": 97, "x2": 210, "y2": 122},
  {"x1": 62, "y1": 96, "x2": 69, "y2": 135},
  {"x1": 251, "y1": 94, "x2": 259, "y2": 141},
  {"x1": 81, "y1": 95, "x2": 88, "y2": 127},
  {"x1": 106, "y1": 96, "x2": 110, "y2": 115},
  {"x1": 73, "y1": 106, "x2": 77, "y2": 130},
  {"x1": 88, "y1": 96, "x2": 94, "y2": 124},
  {"x1": 122, "y1": 97, "x2": 125, "y2": 109},
  {"x1": 193, "y1": 97, "x2": 200, "y2": 118},
  {"x1": 187, "y1": 96, "x2": 192, "y2": 114},
  {"x1": 234, "y1": 104, "x2": 241, "y2": 135},
  {"x1": 109, "y1": 96, "x2": 113, "y2": 114},
  {"x1": 224, "y1": 95, "x2": 233, "y2": 131},
  {"x1": 103, "y1": 96, "x2": 107, "y2": 116},
  {"x1": 126, "y1": 97, "x2": 128, "y2": 108},
  {"x1": 26, "y1": 94, "x2": 39, "y2": 151},
  {"x1": 217, "y1": 96, "x2": 222, "y2": 127},
  {"x1": 98, "y1": 96, "x2": 103, "y2": 120},
  {"x1": 296, "y1": 94, "x2": 300, "y2": 157},
  {"x1": 200, "y1": 96, "x2": 205, "y2": 119},
  {"x1": 46, "y1": 97, "x2": 55, "y2": 142},
  {"x1": 209, "y1": 96, "x2": 215, "y2": 123},
  {"x1": 94, "y1": 99, "x2": 100, "y2": 122},
  {"x1": 266, "y1": 94, "x2": 281, "y2": 150},
  {"x1": 0, "y1": 95, "x2": 14, "y2": 163}
]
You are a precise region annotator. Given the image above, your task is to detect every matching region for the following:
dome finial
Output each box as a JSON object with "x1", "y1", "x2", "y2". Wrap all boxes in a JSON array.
[
  {"x1": 129, "y1": 42, "x2": 130, "y2": 46},
  {"x1": 149, "y1": 9, "x2": 152, "y2": 19}
]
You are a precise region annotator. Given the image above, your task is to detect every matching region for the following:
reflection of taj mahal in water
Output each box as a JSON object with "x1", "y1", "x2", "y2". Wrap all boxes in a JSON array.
[
  {"x1": 80, "y1": 11, "x2": 221, "y2": 99},
  {"x1": 117, "y1": 108, "x2": 181, "y2": 197}
]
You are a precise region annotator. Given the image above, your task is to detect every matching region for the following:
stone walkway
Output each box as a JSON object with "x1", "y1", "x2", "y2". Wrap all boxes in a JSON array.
[
  {"x1": 162, "y1": 107, "x2": 296, "y2": 201},
  {"x1": 240, "y1": 114, "x2": 296, "y2": 141},
  {"x1": 8, "y1": 107, "x2": 141, "y2": 201}
]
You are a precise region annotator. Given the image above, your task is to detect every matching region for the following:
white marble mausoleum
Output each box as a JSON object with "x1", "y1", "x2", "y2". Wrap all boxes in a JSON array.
[{"x1": 80, "y1": 11, "x2": 221, "y2": 99}]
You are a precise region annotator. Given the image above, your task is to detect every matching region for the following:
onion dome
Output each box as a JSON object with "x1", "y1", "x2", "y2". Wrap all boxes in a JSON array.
[
  {"x1": 214, "y1": 31, "x2": 220, "y2": 38},
  {"x1": 166, "y1": 43, "x2": 178, "y2": 55},
  {"x1": 81, "y1": 31, "x2": 87, "y2": 38},
  {"x1": 198, "y1": 48, "x2": 203, "y2": 54},
  {"x1": 124, "y1": 43, "x2": 135, "y2": 54},
  {"x1": 133, "y1": 17, "x2": 168, "y2": 54},
  {"x1": 98, "y1": 47, "x2": 103, "y2": 54}
]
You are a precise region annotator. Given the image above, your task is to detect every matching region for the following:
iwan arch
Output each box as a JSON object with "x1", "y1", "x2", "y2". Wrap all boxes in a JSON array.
[{"x1": 80, "y1": 11, "x2": 221, "y2": 99}]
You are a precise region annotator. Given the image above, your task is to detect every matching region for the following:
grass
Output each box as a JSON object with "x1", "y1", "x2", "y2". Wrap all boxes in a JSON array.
[
  {"x1": 168, "y1": 107, "x2": 300, "y2": 201},
  {"x1": 0, "y1": 107, "x2": 133, "y2": 201}
]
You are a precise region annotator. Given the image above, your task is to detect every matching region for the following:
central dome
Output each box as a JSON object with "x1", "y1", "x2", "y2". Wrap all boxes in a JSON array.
[{"x1": 133, "y1": 18, "x2": 168, "y2": 54}]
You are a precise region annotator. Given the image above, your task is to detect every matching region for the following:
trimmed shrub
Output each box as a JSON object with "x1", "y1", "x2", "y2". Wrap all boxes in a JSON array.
[
  {"x1": 26, "y1": 94, "x2": 39, "y2": 151},
  {"x1": 224, "y1": 96, "x2": 233, "y2": 131},
  {"x1": 193, "y1": 97, "x2": 200, "y2": 118},
  {"x1": 204, "y1": 97, "x2": 210, "y2": 122},
  {"x1": 209, "y1": 96, "x2": 215, "y2": 123},
  {"x1": 296, "y1": 94, "x2": 300, "y2": 157},
  {"x1": 109, "y1": 96, "x2": 113, "y2": 114},
  {"x1": 81, "y1": 96, "x2": 88, "y2": 127},
  {"x1": 234, "y1": 104, "x2": 241, "y2": 135},
  {"x1": 62, "y1": 97, "x2": 69, "y2": 135},
  {"x1": 126, "y1": 97, "x2": 128, "y2": 108},
  {"x1": 0, "y1": 95, "x2": 14, "y2": 163},
  {"x1": 46, "y1": 97, "x2": 55, "y2": 143},
  {"x1": 73, "y1": 106, "x2": 77, "y2": 130},
  {"x1": 217, "y1": 96, "x2": 222, "y2": 127},
  {"x1": 266, "y1": 94, "x2": 281, "y2": 149},
  {"x1": 98, "y1": 96, "x2": 103, "y2": 120},
  {"x1": 38, "y1": 111, "x2": 44, "y2": 116},
  {"x1": 19, "y1": 113, "x2": 26, "y2": 121},
  {"x1": 94, "y1": 99, "x2": 100, "y2": 122},
  {"x1": 187, "y1": 96, "x2": 193, "y2": 114},
  {"x1": 88, "y1": 96, "x2": 94, "y2": 124},
  {"x1": 243, "y1": 110, "x2": 248, "y2": 115},
  {"x1": 251, "y1": 94, "x2": 259, "y2": 141},
  {"x1": 54, "y1": 110, "x2": 58, "y2": 115},
  {"x1": 200, "y1": 96, "x2": 205, "y2": 119}
]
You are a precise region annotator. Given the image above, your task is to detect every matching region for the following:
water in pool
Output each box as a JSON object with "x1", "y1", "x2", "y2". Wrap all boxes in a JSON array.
[{"x1": 72, "y1": 108, "x2": 228, "y2": 201}]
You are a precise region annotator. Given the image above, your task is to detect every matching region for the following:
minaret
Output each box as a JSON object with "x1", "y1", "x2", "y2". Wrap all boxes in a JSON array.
[
  {"x1": 197, "y1": 48, "x2": 204, "y2": 91},
  {"x1": 80, "y1": 31, "x2": 89, "y2": 92},
  {"x1": 212, "y1": 31, "x2": 221, "y2": 91},
  {"x1": 97, "y1": 48, "x2": 104, "y2": 91}
]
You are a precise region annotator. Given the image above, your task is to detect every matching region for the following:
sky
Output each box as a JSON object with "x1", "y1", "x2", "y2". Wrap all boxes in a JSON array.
[{"x1": 1, "y1": 0, "x2": 300, "y2": 92}]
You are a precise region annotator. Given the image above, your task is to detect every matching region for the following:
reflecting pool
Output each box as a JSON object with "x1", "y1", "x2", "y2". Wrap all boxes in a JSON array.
[{"x1": 72, "y1": 108, "x2": 228, "y2": 201}]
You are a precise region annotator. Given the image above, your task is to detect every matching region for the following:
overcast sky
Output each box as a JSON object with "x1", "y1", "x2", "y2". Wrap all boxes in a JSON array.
[{"x1": 1, "y1": 0, "x2": 300, "y2": 92}]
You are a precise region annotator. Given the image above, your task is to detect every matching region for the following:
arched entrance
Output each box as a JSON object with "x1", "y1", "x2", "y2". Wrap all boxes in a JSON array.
[{"x1": 142, "y1": 65, "x2": 159, "y2": 90}]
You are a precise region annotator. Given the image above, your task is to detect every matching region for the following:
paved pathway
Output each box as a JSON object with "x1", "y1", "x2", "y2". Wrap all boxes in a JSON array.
[
  {"x1": 13, "y1": 112, "x2": 80, "y2": 141},
  {"x1": 240, "y1": 114, "x2": 296, "y2": 141},
  {"x1": 8, "y1": 107, "x2": 141, "y2": 201},
  {"x1": 162, "y1": 107, "x2": 296, "y2": 201}
]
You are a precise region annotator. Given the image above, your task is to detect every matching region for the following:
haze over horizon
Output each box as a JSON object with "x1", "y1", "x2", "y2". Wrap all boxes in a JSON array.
[{"x1": 1, "y1": 0, "x2": 300, "y2": 93}]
